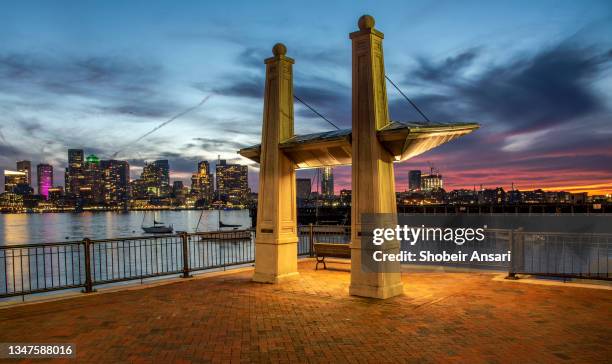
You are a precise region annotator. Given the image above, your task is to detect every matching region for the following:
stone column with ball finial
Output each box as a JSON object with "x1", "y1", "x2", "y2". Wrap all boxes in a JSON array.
[
  {"x1": 349, "y1": 15, "x2": 404, "y2": 299},
  {"x1": 252, "y1": 43, "x2": 300, "y2": 283}
]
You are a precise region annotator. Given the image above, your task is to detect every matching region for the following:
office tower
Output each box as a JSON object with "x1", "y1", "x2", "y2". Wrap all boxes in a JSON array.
[
  {"x1": 191, "y1": 161, "x2": 213, "y2": 202},
  {"x1": 80, "y1": 154, "x2": 103, "y2": 205},
  {"x1": 4, "y1": 170, "x2": 27, "y2": 193},
  {"x1": 100, "y1": 160, "x2": 130, "y2": 206},
  {"x1": 65, "y1": 149, "x2": 84, "y2": 195},
  {"x1": 320, "y1": 167, "x2": 334, "y2": 197},
  {"x1": 296, "y1": 178, "x2": 312, "y2": 199},
  {"x1": 37, "y1": 164, "x2": 53, "y2": 199},
  {"x1": 16, "y1": 160, "x2": 32, "y2": 186},
  {"x1": 152, "y1": 160, "x2": 170, "y2": 196},
  {"x1": 215, "y1": 159, "x2": 249, "y2": 204},
  {"x1": 140, "y1": 162, "x2": 164, "y2": 197},
  {"x1": 421, "y1": 173, "x2": 443, "y2": 191},
  {"x1": 408, "y1": 170, "x2": 421, "y2": 191}
]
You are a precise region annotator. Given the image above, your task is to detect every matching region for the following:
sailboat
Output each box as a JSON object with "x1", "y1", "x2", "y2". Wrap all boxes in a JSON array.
[{"x1": 142, "y1": 212, "x2": 174, "y2": 234}]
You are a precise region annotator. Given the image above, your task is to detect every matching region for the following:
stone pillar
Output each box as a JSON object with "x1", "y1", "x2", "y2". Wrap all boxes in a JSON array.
[
  {"x1": 349, "y1": 15, "x2": 404, "y2": 299},
  {"x1": 252, "y1": 43, "x2": 299, "y2": 284}
]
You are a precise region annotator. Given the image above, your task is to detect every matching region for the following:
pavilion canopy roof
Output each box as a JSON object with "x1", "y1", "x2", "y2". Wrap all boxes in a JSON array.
[{"x1": 238, "y1": 121, "x2": 479, "y2": 169}]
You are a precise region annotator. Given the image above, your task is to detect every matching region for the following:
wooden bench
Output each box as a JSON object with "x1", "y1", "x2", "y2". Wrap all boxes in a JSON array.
[{"x1": 313, "y1": 243, "x2": 351, "y2": 270}]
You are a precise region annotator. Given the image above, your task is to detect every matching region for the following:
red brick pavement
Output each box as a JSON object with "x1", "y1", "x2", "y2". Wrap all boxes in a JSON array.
[{"x1": 0, "y1": 260, "x2": 611, "y2": 363}]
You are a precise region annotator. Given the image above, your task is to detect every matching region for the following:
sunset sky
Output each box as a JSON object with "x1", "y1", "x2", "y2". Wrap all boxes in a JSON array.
[{"x1": 1, "y1": 0, "x2": 611, "y2": 195}]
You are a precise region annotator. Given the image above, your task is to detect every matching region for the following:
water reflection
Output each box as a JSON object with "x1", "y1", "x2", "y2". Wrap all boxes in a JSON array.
[{"x1": 0, "y1": 210, "x2": 251, "y2": 245}]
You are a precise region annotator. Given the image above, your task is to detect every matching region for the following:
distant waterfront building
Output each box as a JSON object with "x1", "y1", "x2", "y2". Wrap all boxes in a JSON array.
[
  {"x1": 523, "y1": 189, "x2": 546, "y2": 204},
  {"x1": 570, "y1": 192, "x2": 588, "y2": 205},
  {"x1": 37, "y1": 164, "x2": 53, "y2": 199},
  {"x1": 321, "y1": 167, "x2": 334, "y2": 197},
  {"x1": 408, "y1": 170, "x2": 421, "y2": 191},
  {"x1": 16, "y1": 160, "x2": 32, "y2": 186},
  {"x1": 507, "y1": 189, "x2": 523, "y2": 204},
  {"x1": 340, "y1": 189, "x2": 351, "y2": 205},
  {"x1": 296, "y1": 178, "x2": 312, "y2": 200},
  {"x1": 479, "y1": 187, "x2": 505, "y2": 205},
  {"x1": 47, "y1": 186, "x2": 65, "y2": 206},
  {"x1": 65, "y1": 149, "x2": 85, "y2": 196},
  {"x1": 138, "y1": 162, "x2": 166, "y2": 197},
  {"x1": 191, "y1": 161, "x2": 213, "y2": 203},
  {"x1": 447, "y1": 189, "x2": 477, "y2": 205},
  {"x1": 100, "y1": 160, "x2": 130, "y2": 206},
  {"x1": 216, "y1": 159, "x2": 248, "y2": 205},
  {"x1": 421, "y1": 173, "x2": 443, "y2": 191},
  {"x1": 80, "y1": 154, "x2": 104, "y2": 205},
  {"x1": 152, "y1": 160, "x2": 170, "y2": 197},
  {"x1": 4, "y1": 170, "x2": 27, "y2": 193}
]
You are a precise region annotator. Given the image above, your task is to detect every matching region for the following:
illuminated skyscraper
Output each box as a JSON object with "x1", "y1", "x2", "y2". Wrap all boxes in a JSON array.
[
  {"x1": 191, "y1": 161, "x2": 213, "y2": 202},
  {"x1": 80, "y1": 154, "x2": 103, "y2": 205},
  {"x1": 216, "y1": 159, "x2": 248, "y2": 205},
  {"x1": 321, "y1": 167, "x2": 334, "y2": 197},
  {"x1": 408, "y1": 170, "x2": 421, "y2": 191},
  {"x1": 65, "y1": 149, "x2": 84, "y2": 196},
  {"x1": 37, "y1": 164, "x2": 53, "y2": 199},
  {"x1": 152, "y1": 160, "x2": 170, "y2": 196},
  {"x1": 137, "y1": 162, "x2": 165, "y2": 198},
  {"x1": 16, "y1": 160, "x2": 32, "y2": 186},
  {"x1": 100, "y1": 160, "x2": 130, "y2": 206}
]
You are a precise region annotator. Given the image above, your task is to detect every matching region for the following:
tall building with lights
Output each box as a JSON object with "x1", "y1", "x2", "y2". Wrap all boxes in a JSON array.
[
  {"x1": 191, "y1": 161, "x2": 213, "y2": 202},
  {"x1": 37, "y1": 164, "x2": 53, "y2": 199},
  {"x1": 216, "y1": 159, "x2": 248, "y2": 205},
  {"x1": 100, "y1": 160, "x2": 130, "y2": 206},
  {"x1": 321, "y1": 167, "x2": 334, "y2": 197},
  {"x1": 296, "y1": 178, "x2": 311, "y2": 199},
  {"x1": 80, "y1": 154, "x2": 104, "y2": 205},
  {"x1": 4, "y1": 170, "x2": 27, "y2": 193},
  {"x1": 152, "y1": 160, "x2": 170, "y2": 197},
  {"x1": 408, "y1": 170, "x2": 421, "y2": 191},
  {"x1": 421, "y1": 173, "x2": 443, "y2": 191},
  {"x1": 65, "y1": 149, "x2": 84, "y2": 196},
  {"x1": 16, "y1": 160, "x2": 32, "y2": 186},
  {"x1": 134, "y1": 161, "x2": 166, "y2": 198}
]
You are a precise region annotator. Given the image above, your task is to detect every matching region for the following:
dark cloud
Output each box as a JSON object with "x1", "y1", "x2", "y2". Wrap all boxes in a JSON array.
[
  {"x1": 0, "y1": 143, "x2": 23, "y2": 158},
  {"x1": 0, "y1": 52, "x2": 180, "y2": 119},
  {"x1": 192, "y1": 137, "x2": 247, "y2": 151},
  {"x1": 210, "y1": 44, "x2": 351, "y2": 129},
  {"x1": 412, "y1": 48, "x2": 479, "y2": 82},
  {"x1": 212, "y1": 75, "x2": 264, "y2": 99},
  {"x1": 406, "y1": 44, "x2": 612, "y2": 131}
]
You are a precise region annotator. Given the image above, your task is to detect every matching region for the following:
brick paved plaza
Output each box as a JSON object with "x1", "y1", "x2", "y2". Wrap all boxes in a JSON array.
[{"x1": 1, "y1": 260, "x2": 610, "y2": 363}]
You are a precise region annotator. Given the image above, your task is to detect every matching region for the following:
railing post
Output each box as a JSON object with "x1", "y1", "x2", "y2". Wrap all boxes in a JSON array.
[
  {"x1": 309, "y1": 223, "x2": 314, "y2": 257},
  {"x1": 506, "y1": 230, "x2": 518, "y2": 280},
  {"x1": 181, "y1": 232, "x2": 191, "y2": 278},
  {"x1": 83, "y1": 238, "x2": 94, "y2": 292},
  {"x1": 506, "y1": 228, "x2": 524, "y2": 280}
]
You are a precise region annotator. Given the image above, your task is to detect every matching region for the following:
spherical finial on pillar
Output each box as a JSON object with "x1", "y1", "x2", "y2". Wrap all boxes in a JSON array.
[
  {"x1": 358, "y1": 15, "x2": 375, "y2": 30},
  {"x1": 272, "y1": 43, "x2": 287, "y2": 56}
]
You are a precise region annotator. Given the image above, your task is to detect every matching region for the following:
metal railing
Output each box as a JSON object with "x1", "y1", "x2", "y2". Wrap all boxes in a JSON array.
[
  {"x1": 508, "y1": 231, "x2": 611, "y2": 280},
  {"x1": 0, "y1": 230, "x2": 257, "y2": 298},
  {"x1": 2, "y1": 225, "x2": 610, "y2": 298}
]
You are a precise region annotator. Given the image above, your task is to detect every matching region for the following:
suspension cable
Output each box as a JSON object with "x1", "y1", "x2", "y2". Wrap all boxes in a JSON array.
[
  {"x1": 385, "y1": 75, "x2": 431, "y2": 123},
  {"x1": 294, "y1": 95, "x2": 341, "y2": 130}
]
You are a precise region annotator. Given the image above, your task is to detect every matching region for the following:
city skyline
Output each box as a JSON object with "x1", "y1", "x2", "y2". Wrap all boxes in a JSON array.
[{"x1": 1, "y1": 1, "x2": 612, "y2": 195}]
